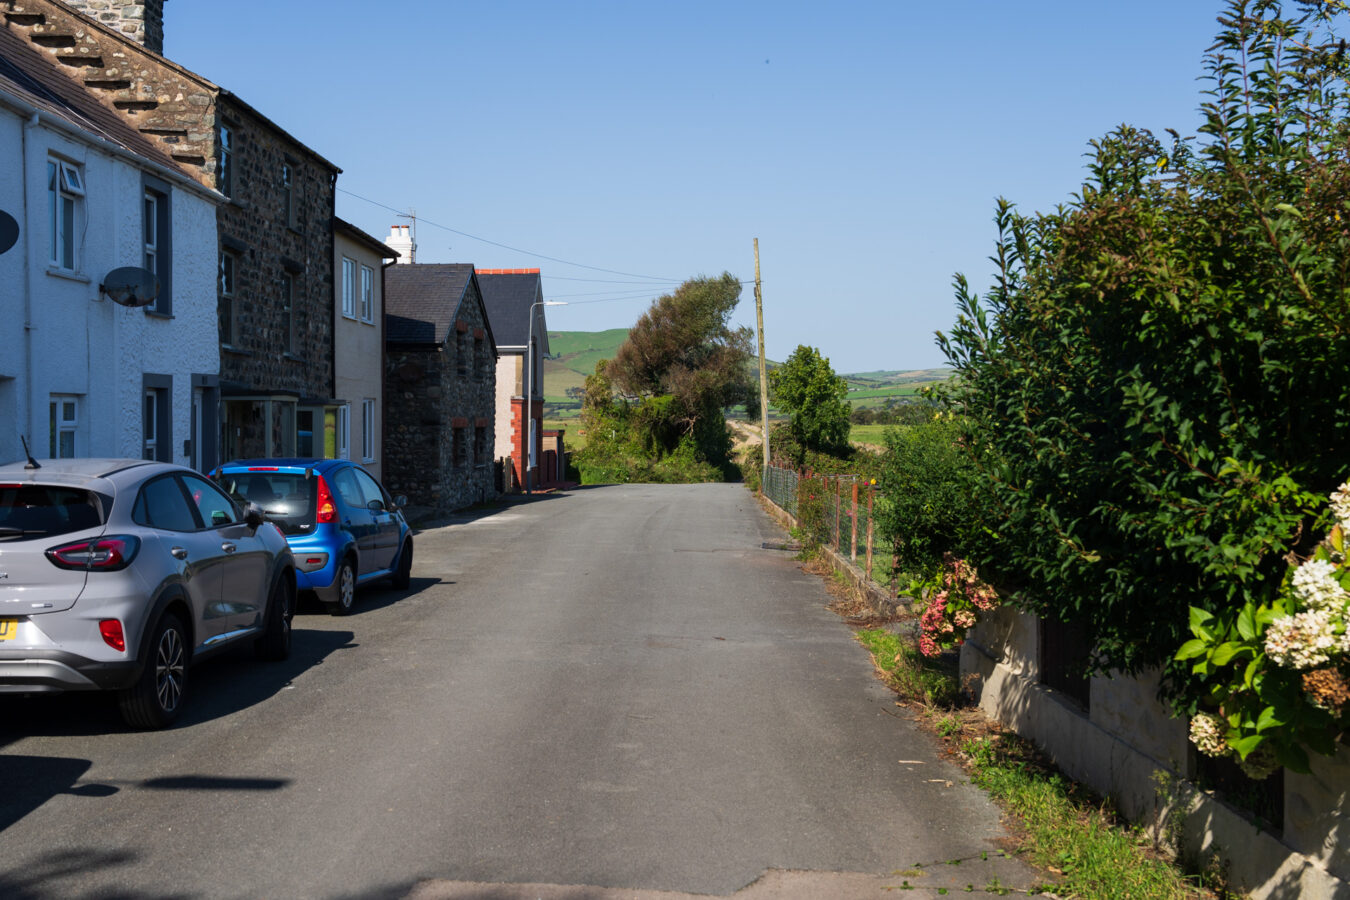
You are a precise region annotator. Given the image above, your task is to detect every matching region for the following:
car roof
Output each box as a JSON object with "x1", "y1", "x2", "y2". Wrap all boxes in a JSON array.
[{"x1": 0, "y1": 457, "x2": 165, "y2": 482}]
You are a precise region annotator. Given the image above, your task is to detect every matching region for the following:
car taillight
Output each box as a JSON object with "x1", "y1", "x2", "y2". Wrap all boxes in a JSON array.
[
  {"x1": 247, "y1": 467, "x2": 280, "y2": 471},
  {"x1": 46, "y1": 535, "x2": 141, "y2": 571},
  {"x1": 99, "y1": 619, "x2": 125, "y2": 652},
  {"x1": 316, "y1": 475, "x2": 336, "y2": 524}
]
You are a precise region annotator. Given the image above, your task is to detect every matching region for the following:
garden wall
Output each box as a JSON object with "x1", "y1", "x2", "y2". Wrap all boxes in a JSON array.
[{"x1": 962, "y1": 608, "x2": 1350, "y2": 899}]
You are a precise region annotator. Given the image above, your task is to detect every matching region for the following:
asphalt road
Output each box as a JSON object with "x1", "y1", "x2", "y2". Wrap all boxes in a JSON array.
[{"x1": 0, "y1": 484, "x2": 1038, "y2": 899}]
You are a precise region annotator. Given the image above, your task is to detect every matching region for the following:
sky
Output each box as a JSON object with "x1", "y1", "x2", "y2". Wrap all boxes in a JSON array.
[{"x1": 163, "y1": 1, "x2": 1227, "y2": 374}]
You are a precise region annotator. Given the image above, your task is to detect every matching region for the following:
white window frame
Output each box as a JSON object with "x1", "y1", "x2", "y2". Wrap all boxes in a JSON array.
[
  {"x1": 360, "y1": 264, "x2": 374, "y2": 323},
  {"x1": 49, "y1": 395, "x2": 79, "y2": 458},
  {"x1": 341, "y1": 257, "x2": 356, "y2": 319},
  {"x1": 48, "y1": 159, "x2": 83, "y2": 271},
  {"x1": 361, "y1": 399, "x2": 375, "y2": 462},
  {"x1": 143, "y1": 389, "x2": 159, "y2": 460}
]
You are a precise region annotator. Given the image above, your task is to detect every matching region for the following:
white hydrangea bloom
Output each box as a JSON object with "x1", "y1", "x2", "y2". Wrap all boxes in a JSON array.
[
  {"x1": 1331, "y1": 483, "x2": 1350, "y2": 532},
  {"x1": 1265, "y1": 609, "x2": 1345, "y2": 669},
  {"x1": 1292, "y1": 559, "x2": 1349, "y2": 612},
  {"x1": 1189, "y1": 713, "x2": 1228, "y2": 758}
]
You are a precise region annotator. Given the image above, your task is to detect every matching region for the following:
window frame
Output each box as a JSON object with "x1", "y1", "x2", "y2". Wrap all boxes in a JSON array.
[
  {"x1": 47, "y1": 158, "x2": 83, "y2": 271},
  {"x1": 219, "y1": 250, "x2": 237, "y2": 346},
  {"x1": 341, "y1": 257, "x2": 356, "y2": 319},
  {"x1": 49, "y1": 395, "x2": 79, "y2": 458},
  {"x1": 218, "y1": 124, "x2": 233, "y2": 197},
  {"x1": 142, "y1": 175, "x2": 172, "y2": 316},
  {"x1": 361, "y1": 399, "x2": 375, "y2": 463},
  {"x1": 360, "y1": 264, "x2": 374, "y2": 323},
  {"x1": 337, "y1": 404, "x2": 350, "y2": 460}
]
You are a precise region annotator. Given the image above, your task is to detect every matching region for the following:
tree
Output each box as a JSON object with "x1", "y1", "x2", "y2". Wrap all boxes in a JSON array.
[
  {"x1": 937, "y1": 1, "x2": 1350, "y2": 694},
  {"x1": 769, "y1": 345, "x2": 850, "y2": 454},
  {"x1": 608, "y1": 272, "x2": 754, "y2": 462}
]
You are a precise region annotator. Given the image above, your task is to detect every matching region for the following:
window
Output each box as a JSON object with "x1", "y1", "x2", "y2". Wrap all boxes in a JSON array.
[
  {"x1": 474, "y1": 334, "x2": 486, "y2": 381},
  {"x1": 218, "y1": 125, "x2": 232, "y2": 197},
  {"x1": 142, "y1": 376, "x2": 171, "y2": 462},
  {"x1": 341, "y1": 257, "x2": 356, "y2": 318},
  {"x1": 352, "y1": 468, "x2": 386, "y2": 511},
  {"x1": 282, "y1": 162, "x2": 296, "y2": 230},
  {"x1": 49, "y1": 396, "x2": 78, "y2": 458},
  {"x1": 331, "y1": 466, "x2": 364, "y2": 509},
  {"x1": 456, "y1": 329, "x2": 468, "y2": 376},
  {"x1": 360, "y1": 264, "x2": 374, "y2": 323},
  {"x1": 454, "y1": 426, "x2": 467, "y2": 467},
  {"x1": 361, "y1": 399, "x2": 375, "y2": 462},
  {"x1": 182, "y1": 473, "x2": 240, "y2": 529},
  {"x1": 281, "y1": 272, "x2": 295, "y2": 355},
  {"x1": 143, "y1": 177, "x2": 171, "y2": 315},
  {"x1": 219, "y1": 251, "x2": 237, "y2": 345},
  {"x1": 474, "y1": 426, "x2": 487, "y2": 465},
  {"x1": 47, "y1": 159, "x2": 83, "y2": 270},
  {"x1": 133, "y1": 475, "x2": 198, "y2": 532}
]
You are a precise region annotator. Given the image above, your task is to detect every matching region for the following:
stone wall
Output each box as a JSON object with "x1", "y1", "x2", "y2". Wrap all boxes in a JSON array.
[
  {"x1": 217, "y1": 94, "x2": 335, "y2": 405},
  {"x1": 59, "y1": 0, "x2": 162, "y2": 54},
  {"x1": 384, "y1": 279, "x2": 497, "y2": 514}
]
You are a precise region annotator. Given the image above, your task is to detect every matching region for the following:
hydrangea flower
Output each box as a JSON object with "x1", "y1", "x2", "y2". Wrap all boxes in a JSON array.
[
  {"x1": 1264, "y1": 609, "x2": 1347, "y2": 669},
  {"x1": 1330, "y1": 482, "x2": 1350, "y2": 532},
  {"x1": 1291, "y1": 559, "x2": 1348, "y2": 612},
  {"x1": 1189, "y1": 713, "x2": 1228, "y2": 758}
]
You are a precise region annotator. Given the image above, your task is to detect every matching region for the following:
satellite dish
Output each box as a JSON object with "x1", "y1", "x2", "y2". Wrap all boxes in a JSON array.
[
  {"x1": 0, "y1": 210, "x2": 17, "y2": 255},
  {"x1": 100, "y1": 267, "x2": 159, "y2": 307}
]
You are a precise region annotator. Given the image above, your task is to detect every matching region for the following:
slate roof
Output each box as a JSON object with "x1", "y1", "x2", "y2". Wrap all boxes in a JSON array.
[
  {"x1": 335, "y1": 217, "x2": 399, "y2": 260},
  {"x1": 0, "y1": 24, "x2": 187, "y2": 176},
  {"x1": 384, "y1": 264, "x2": 477, "y2": 346},
  {"x1": 477, "y1": 269, "x2": 546, "y2": 351}
]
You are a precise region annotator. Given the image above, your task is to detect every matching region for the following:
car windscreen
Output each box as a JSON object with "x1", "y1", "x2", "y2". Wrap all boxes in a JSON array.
[
  {"x1": 0, "y1": 484, "x2": 105, "y2": 540},
  {"x1": 217, "y1": 472, "x2": 316, "y2": 536}
]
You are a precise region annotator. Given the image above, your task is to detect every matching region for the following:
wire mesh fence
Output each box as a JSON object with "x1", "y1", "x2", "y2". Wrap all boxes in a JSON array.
[{"x1": 762, "y1": 463, "x2": 898, "y2": 593}]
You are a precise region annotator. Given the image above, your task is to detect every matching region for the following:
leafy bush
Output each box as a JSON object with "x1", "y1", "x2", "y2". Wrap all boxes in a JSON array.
[
  {"x1": 769, "y1": 345, "x2": 851, "y2": 454},
  {"x1": 937, "y1": 1, "x2": 1350, "y2": 691}
]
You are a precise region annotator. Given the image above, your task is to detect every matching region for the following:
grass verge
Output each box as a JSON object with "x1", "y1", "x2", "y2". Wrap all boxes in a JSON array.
[{"x1": 806, "y1": 549, "x2": 1225, "y2": 900}]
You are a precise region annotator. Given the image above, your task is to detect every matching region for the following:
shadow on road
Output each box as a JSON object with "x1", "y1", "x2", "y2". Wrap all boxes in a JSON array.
[
  {"x1": 0, "y1": 625, "x2": 354, "y2": 738},
  {"x1": 296, "y1": 575, "x2": 449, "y2": 618}
]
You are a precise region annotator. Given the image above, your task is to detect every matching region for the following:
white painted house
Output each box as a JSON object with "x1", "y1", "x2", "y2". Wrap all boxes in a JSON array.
[{"x1": 0, "y1": 27, "x2": 221, "y2": 468}]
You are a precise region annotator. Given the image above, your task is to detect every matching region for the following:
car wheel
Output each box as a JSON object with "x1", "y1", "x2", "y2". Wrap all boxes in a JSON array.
[
  {"x1": 326, "y1": 558, "x2": 356, "y2": 616},
  {"x1": 255, "y1": 575, "x2": 294, "y2": 661},
  {"x1": 391, "y1": 538, "x2": 413, "y2": 589},
  {"x1": 118, "y1": 612, "x2": 189, "y2": 729}
]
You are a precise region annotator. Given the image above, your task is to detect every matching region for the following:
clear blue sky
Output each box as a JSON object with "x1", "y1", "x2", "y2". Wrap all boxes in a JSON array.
[{"x1": 164, "y1": 1, "x2": 1224, "y2": 373}]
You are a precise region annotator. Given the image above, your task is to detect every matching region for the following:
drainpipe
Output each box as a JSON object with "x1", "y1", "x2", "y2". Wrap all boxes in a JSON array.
[{"x1": 20, "y1": 111, "x2": 38, "y2": 455}]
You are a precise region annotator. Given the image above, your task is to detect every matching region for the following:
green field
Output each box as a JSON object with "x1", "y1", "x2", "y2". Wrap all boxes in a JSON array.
[
  {"x1": 540, "y1": 329, "x2": 950, "y2": 425},
  {"x1": 848, "y1": 424, "x2": 898, "y2": 447}
]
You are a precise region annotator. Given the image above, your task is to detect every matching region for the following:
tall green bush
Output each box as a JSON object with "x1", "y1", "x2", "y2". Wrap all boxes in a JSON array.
[{"x1": 938, "y1": 0, "x2": 1350, "y2": 695}]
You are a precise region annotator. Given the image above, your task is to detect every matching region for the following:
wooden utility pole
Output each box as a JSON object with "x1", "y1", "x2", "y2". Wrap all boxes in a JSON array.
[{"x1": 754, "y1": 239, "x2": 769, "y2": 482}]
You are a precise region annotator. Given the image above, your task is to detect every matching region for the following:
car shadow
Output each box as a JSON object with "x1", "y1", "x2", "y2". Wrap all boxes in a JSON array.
[
  {"x1": 294, "y1": 575, "x2": 448, "y2": 617},
  {"x1": 0, "y1": 626, "x2": 355, "y2": 737}
]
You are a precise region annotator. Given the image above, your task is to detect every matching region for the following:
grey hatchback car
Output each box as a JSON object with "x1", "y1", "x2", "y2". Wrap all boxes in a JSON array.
[{"x1": 0, "y1": 458, "x2": 296, "y2": 728}]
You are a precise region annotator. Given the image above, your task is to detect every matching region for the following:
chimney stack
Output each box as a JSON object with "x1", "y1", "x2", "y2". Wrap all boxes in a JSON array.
[
  {"x1": 387, "y1": 225, "x2": 416, "y2": 264},
  {"x1": 62, "y1": 0, "x2": 165, "y2": 55}
]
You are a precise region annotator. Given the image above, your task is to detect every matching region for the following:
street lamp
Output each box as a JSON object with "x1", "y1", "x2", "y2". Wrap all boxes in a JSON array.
[{"x1": 524, "y1": 299, "x2": 567, "y2": 494}]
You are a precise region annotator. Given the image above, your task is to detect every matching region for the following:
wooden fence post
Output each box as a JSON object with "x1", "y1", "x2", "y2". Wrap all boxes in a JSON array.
[{"x1": 833, "y1": 478, "x2": 841, "y2": 550}]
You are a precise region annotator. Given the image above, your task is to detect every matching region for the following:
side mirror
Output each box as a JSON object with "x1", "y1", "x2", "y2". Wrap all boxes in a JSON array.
[
  {"x1": 366, "y1": 498, "x2": 386, "y2": 513},
  {"x1": 393, "y1": 495, "x2": 408, "y2": 510},
  {"x1": 243, "y1": 503, "x2": 265, "y2": 529}
]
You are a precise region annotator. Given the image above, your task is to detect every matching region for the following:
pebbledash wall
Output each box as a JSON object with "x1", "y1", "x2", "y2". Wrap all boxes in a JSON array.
[
  {"x1": 962, "y1": 608, "x2": 1350, "y2": 898},
  {"x1": 0, "y1": 78, "x2": 218, "y2": 466}
]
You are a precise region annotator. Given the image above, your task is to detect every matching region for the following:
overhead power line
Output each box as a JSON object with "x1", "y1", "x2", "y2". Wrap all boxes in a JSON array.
[{"x1": 337, "y1": 187, "x2": 682, "y2": 284}]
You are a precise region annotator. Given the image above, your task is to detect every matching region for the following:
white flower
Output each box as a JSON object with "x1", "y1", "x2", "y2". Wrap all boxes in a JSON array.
[
  {"x1": 1292, "y1": 559, "x2": 1349, "y2": 612},
  {"x1": 1189, "y1": 713, "x2": 1228, "y2": 758},
  {"x1": 1331, "y1": 483, "x2": 1350, "y2": 532},
  {"x1": 1264, "y1": 609, "x2": 1347, "y2": 669}
]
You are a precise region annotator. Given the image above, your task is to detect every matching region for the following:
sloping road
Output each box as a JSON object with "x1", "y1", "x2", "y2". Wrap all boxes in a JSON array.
[{"x1": 0, "y1": 484, "x2": 1037, "y2": 898}]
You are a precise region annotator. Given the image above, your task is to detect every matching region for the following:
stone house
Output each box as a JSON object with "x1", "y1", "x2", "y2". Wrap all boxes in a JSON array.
[
  {"x1": 0, "y1": 19, "x2": 220, "y2": 465},
  {"x1": 384, "y1": 264, "x2": 497, "y2": 513},
  {"x1": 7, "y1": 0, "x2": 342, "y2": 470},
  {"x1": 334, "y1": 219, "x2": 398, "y2": 481},
  {"x1": 476, "y1": 268, "x2": 553, "y2": 491}
]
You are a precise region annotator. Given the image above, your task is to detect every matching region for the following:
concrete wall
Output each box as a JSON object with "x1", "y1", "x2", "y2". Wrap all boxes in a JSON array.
[
  {"x1": 962, "y1": 608, "x2": 1350, "y2": 898},
  {"x1": 1, "y1": 98, "x2": 218, "y2": 466}
]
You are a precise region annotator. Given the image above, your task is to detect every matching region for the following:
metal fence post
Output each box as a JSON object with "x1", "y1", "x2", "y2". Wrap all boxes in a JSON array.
[
  {"x1": 850, "y1": 479, "x2": 859, "y2": 563},
  {"x1": 865, "y1": 483, "x2": 874, "y2": 581}
]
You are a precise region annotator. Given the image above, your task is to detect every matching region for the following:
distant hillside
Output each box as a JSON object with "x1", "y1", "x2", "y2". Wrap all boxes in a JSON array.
[{"x1": 541, "y1": 329, "x2": 949, "y2": 420}]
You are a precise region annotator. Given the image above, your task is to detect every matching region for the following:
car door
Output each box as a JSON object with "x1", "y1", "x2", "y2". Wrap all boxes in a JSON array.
[
  {"x1": 183, "y1": 473, "x2": 272, "y2": 637},
  {"x1": 133, "y1": 473, "x2": 230, "y2": 646},
  {"x1": 352, "y1": 467, "x2": 398, "y2": 571},
  {"x1": 330, "y1": 466, "x2": 379, "y2": 576}
]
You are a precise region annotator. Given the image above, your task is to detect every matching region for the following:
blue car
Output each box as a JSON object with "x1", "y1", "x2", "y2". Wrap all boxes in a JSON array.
[{"x1": 212, "y1": 459, "x2": 412, "y2": 615}]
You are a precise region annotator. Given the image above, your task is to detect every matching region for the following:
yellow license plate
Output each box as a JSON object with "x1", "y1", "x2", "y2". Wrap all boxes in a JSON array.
[{"x1": 0, "y1": 619, "x2": 16, "y2": 641}]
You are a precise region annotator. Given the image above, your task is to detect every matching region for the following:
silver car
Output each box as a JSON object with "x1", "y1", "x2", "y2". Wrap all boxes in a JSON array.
[{"x1": 0, "y1": 457, "x2": 296, "y2": 728}]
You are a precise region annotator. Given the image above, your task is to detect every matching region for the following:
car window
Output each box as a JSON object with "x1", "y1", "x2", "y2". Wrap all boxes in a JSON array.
[
  {"x1": 182, "y1": 473, "x2": 239, "y2": 528},
  {"x1": 330, "y1": 467, "x2": 365, "y2": 510},
  {"x1": 133, "y1": 475, "x2": 199, "y2": 532},
  {"x1": 352, "y1": 469, "x2": 387, "y2": 510},
  {"x1": 0, "y1": 485, "x2": 104, "y2": 540}
]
